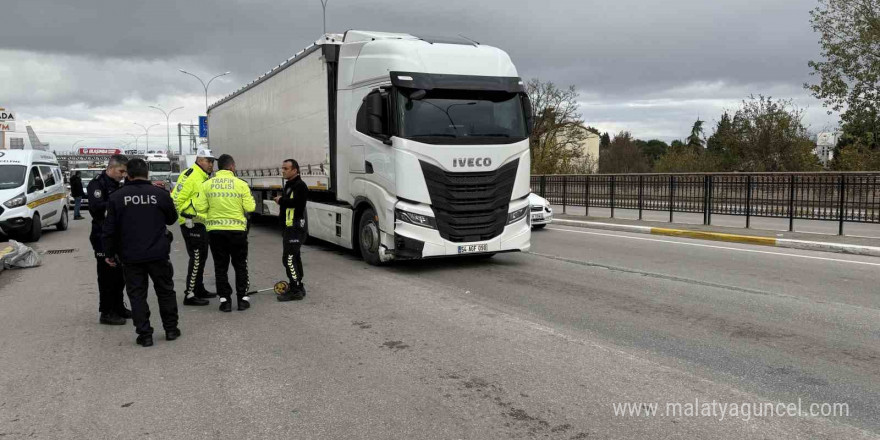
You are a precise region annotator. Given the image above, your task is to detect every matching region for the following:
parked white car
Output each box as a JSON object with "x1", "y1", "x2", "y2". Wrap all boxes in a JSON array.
[
  {"x1": 0, "y1": 150, "x2": 69, "y2": 241},
  {"x1": 528, "y1": 193, "x2": 552, "y2": 229}
]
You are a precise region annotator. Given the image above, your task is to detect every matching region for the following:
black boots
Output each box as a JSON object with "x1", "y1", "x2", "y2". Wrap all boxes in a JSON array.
[
  {"x1": 100, "y1": 312, "x2": 126, "y2": 325},
  {"x1": 166, "y1": 328, "x2": 181, "y2": 341},
  {"x1": 219, "y1": 299, "x2": 232, "y2": 313},
  {"x1": 184, "y1": 295, "x2": 210, "y2": 306},
  {"x1": 195, "y1": 289, "x2": 217, "y2": 299},
  {"x1": 136, "y1": 334, "x2": 154, "y2": 347},
  {"x1": 237, "y1": 297, "x2": 250, "y2": 311}
]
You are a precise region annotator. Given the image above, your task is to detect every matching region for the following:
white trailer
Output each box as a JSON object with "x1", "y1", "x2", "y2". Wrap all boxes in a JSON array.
[{"x1": 209, "y1": 31, "x2": 533, "y2": 264}]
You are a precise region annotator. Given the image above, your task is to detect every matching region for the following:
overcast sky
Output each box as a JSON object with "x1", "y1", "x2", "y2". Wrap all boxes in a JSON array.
[{"x1": 0, "y1": 0, "x2": 836, "y2": 151}]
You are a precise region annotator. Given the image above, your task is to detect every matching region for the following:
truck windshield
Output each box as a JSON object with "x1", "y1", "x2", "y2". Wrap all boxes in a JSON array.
[
  {"x1": 149, "y1": 162, "x2": 172, "y2": 172},
  {"x1": 396, "y1": 89, "x2": 527, "y2": 145},
  {"x1": 0, "y1": 165, "x2": 27, "y2": 190}
]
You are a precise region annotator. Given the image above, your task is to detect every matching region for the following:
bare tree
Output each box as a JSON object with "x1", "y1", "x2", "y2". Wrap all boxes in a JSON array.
[{"x1": 526, "y1": 79, "x2": 588, "y2": 174}]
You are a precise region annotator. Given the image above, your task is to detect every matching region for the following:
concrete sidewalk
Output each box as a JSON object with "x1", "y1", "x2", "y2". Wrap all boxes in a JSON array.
[{"x1": 551, "y1": 212, "x2": 880, "y2": 257}]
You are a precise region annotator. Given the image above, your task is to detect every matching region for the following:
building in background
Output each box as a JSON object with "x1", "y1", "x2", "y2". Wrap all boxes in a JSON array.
[
  {"x1": 814, "y1": 132, "x2": 838, "y2": 166},
  {"x1": 9, "y1": 137, "x2": 24, "y2": 149},
  {"x1": 577, "y1": 129, "x2": 601, "y2": 173}
]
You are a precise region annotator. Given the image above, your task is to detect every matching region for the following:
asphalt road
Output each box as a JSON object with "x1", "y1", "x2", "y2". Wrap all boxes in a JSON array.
[{"x1": 0, "y1": 215, "x2": 877, "y2": 439}]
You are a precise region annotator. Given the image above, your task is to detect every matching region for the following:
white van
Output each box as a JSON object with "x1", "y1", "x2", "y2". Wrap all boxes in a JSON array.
[{"x1": 0, "y1": 150, "x2": 69, "y2": 241}]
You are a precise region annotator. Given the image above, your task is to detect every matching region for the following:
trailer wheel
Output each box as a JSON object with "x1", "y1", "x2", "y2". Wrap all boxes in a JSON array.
[{"x1": 357, "y1": 208, "x2": 382, "y2": 266}]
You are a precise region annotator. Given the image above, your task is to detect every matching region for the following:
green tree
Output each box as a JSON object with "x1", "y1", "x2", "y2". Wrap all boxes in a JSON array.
[
  {"x1": 806, "y1": 0, "x2": 880, "y2": 140},
  {"x1": 653, "y1": 147, "x2": 723, "y2": 172},
  {"x1": 526, "y1": 79, "x2": 588, "y2": 174},
  {"x1": 727, "y1": 96, "x2": 821, "y2": 171},
  {"x1": 639, "y1": 139, "x2": 669, "y2": 166},
  {"x1": 599, "y1": 132, "x2": 611, "y2": 151},
  {"x1": 686, "y1": 118, "x2": 706, "y2": 149},
  {"x1": 706, "y1": 112, "x2": 737, "y2": 168},
  {"x1": 598, "y1": 132, "x2": 651, "y2": 173}
]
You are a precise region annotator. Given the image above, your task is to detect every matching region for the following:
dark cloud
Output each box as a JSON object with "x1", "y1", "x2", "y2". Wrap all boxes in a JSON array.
[{"x1": 1, "y1": 0, "x2": 834, "y2": 144}]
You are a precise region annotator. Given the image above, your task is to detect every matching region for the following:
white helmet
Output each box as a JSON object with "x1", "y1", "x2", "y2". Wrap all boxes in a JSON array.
[{"x1": 196, "y1": 148, "x2": 216, "y2": 159}]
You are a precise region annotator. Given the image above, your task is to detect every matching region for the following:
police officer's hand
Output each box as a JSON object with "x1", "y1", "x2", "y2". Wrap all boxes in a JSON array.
[{"x1": 105, "y1": 257, "x2": 117, "y2": 267}]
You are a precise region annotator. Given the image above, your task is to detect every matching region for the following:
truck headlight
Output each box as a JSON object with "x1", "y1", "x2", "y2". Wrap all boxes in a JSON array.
[
  {"x1": 395, "y1": 208, "x2": 437, "y2": 229},
  {"x1": 507, "y1": 206, "x2": 528, "y2": 224},
  {"x1": 3, "y1": 193, "x2": 26, "y2": 209}
]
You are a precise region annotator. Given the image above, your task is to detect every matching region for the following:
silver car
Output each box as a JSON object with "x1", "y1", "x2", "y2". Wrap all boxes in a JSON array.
[{"x1": 528, "y1": 193, "x2": 553, "y2": 229}]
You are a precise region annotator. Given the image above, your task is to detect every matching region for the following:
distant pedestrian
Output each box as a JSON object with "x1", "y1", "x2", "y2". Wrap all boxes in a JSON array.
[
  {"x1": 194, "y1": 154, "x2": 256, "y2": 312},
  {"x1": 102, "y1": 159, "x2": 180, "y2": 347},
  {"x1": 88, "y1": 154, "x2": 130, "y2": 325},
  {"x1": 69, "y1": 171, "x2": 85, "y2": 220},
  {"x1": 274, "y1": 159, "x2": 309, "y2": 301},
  {"x1": 171, "y1": 148, "x2": 217, "y2": 306}
]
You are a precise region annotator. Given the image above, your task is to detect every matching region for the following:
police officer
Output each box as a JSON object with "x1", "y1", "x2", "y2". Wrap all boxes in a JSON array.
[
  {"x1": 102, "y1": 159, "x2": 180, "y2": 347},
  {"x1": 274, "y1": 159, "x2": 309, "y2": 301},
  {"x1": 194, "y1": 154, "x2": 256, "y2": 312},
  {"x1": 88, "y1": 154, "x2": 130, "y2": 325},
  {"x1": 171, "y1": 148, "x2": 217, "y2": 306}
]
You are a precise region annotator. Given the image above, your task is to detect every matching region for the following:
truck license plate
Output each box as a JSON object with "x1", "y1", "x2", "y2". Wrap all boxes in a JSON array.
[{"x1": 458, "y1": 244, "x2": 488, "y2": 254}]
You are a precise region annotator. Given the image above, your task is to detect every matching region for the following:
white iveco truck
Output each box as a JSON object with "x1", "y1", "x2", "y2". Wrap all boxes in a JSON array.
[{"x1": 209, "y1": 31, "x2": 533, "y2": 264}]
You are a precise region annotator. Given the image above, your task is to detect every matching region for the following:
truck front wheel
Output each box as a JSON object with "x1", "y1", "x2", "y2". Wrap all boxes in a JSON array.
[{"x1": 358, "y1": 208, "x2": 382, "y2": 266}]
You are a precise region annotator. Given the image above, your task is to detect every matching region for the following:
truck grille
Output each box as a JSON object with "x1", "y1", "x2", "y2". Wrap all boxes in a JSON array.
[{"x1": 420, "y1": 159, "x2": 519, "y2": 243}]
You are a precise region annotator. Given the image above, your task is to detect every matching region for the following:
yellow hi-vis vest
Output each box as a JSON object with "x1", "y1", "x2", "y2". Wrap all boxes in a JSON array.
[
  {"x1": 171, "y1": 164, "x2": 209, "y2": 225},
  {"x1": 193, "y1": 170, "x2": 256, "y2": 232}
]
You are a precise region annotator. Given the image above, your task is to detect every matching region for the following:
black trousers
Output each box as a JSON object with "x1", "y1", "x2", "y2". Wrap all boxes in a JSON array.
[
  {"x1": 180, "y1": 223, "x2": 210, "y2": 296},
  {"x1": 208, "y1": 230, "x2": 249, "y2": 299},
  {"x1": 283, "y1": 228, "x2": 305, "y2": 288},
  {"x1": 96, "y1": 256, "x2": 125, "y2": 314},
  {"x1": 123, "y1": 259, "x2": 178, "y2": 336}
]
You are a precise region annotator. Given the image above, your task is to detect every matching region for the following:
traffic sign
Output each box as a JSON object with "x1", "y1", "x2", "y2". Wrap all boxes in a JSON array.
[{"x1": 199, "y1": 116, "x2": 208, "y2": 138}]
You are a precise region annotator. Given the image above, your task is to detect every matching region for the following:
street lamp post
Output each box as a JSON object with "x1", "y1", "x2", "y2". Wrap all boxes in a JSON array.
[
  {"x1": 134, "y1": 123, "x2": 160, "y2": 152},
  {"x1": 127, "y1": 133, "x2": 143, "y2": 151},
  {"x1": 178, "y1": 69, "x2": 231, "y2": 147},
  {"x1": 149, "y1": 105, "x2": 184, "y2": 154}
]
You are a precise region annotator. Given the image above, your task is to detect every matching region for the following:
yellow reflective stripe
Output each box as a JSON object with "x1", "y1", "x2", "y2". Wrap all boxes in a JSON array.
[{"x1": 27, "y1": 193, "x2": 66, "y2": 209}]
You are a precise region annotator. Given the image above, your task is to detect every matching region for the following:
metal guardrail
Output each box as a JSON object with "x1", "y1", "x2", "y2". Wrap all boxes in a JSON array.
[{"x1": 531, "y1": 173, "x2": 880, "y2": 235}]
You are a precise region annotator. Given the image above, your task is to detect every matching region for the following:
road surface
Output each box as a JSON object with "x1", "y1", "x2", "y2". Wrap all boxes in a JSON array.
[{"x1": 0, "y1": 216, "x2": 877, "y2": 439}]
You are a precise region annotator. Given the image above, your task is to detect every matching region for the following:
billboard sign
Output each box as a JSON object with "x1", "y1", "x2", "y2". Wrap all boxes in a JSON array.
[
  {"x1": 0, "y1": 108, "x2": 15, "y2": 132},
  {"x1": 199, "y1": 116, "x2": 208, "y2": 138},
  {"x1": 79, "y1": 147, "x2": 122, "y2": 155}
]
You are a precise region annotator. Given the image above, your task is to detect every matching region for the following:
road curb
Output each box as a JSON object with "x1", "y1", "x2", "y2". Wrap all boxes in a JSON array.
[{"x1": 553, "y1": 219, "x2": 880, "y2": 257}]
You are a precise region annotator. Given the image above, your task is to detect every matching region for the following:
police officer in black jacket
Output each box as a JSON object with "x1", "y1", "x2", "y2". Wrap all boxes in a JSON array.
[
  {"x1": 274, "y1": 159, "x2": 309, "y2": 302},
  {"x1": 88, "y1": 154, "x2": 130, "y2": 325},
  {"x1": 102, "y1": 159, "x2": 180, "y2": 347}
]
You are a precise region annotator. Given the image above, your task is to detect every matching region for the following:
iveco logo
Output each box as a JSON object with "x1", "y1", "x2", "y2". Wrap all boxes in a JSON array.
[{"x1": 452, "y1": 157, "x2": 492, "y2": 168}]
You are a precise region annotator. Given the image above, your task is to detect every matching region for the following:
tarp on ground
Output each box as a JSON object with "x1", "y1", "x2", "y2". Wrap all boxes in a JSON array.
[{"x1": 0, "y1": 240, "x2": 42, "y2": 271}]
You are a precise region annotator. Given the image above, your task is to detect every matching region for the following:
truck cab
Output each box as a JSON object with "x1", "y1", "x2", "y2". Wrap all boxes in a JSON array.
[{"x1": 332, "y1": 32, "x2": 532, "y2": 262}]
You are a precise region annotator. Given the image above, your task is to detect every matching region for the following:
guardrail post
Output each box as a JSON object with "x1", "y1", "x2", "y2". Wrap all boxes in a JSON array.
[
  {"x1": 706, "y1": 175, "x2": 723, "y2": 226},
  {"x1": 562, "y1": 175, "x2": 567, "y2": 214},
  {"x1": 788, "y1": 174, "x2": 796, "y2": 232},
  {"x1": 586, "y1": 175, "x2": 591, "y2": 217},
  {"x1": 703, "y1": 175, "x2": 709, "y2": 225},
  {"x1": 745, "y1": 175, "x2": 752, "y2": 229},
  {"x1": 838, "y1": 174, "x2": 846, "y2": 236},
  {"x1": 669, "y1": 175, "x2": 675, "y2": 223},
  {"x1": 638, "y1": 175, "x2": 644, "y2": 220},
  {"x1": 610, "y1": 175, "x2": 616, "y2": 218}
]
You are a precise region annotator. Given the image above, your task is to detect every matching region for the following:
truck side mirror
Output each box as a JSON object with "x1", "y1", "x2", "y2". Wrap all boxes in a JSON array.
[
  {"x1": 523, "y1": 94, "x2": 535, "y2": 136},
  {"x1": 365, "y1": 92, "x2": 390, "y2": 144}
]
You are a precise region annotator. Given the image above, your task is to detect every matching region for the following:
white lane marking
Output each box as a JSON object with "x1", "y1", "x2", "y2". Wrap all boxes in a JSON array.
[{"x1": 545, "y1": 227, "x2": 880, "y2": 267}]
